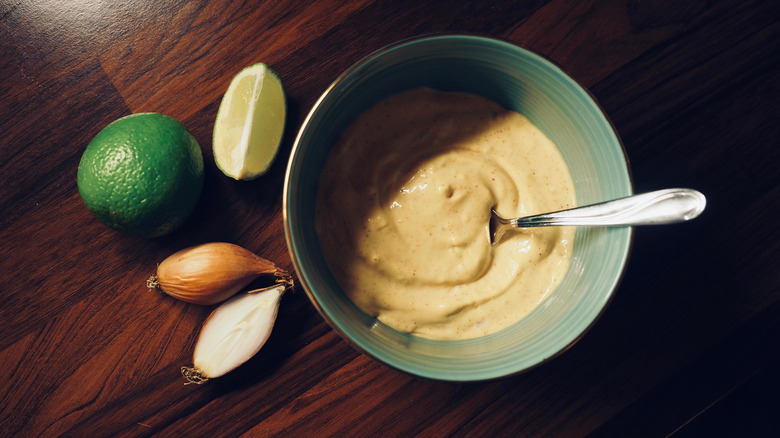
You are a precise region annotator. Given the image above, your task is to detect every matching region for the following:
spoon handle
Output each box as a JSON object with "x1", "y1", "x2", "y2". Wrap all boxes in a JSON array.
[{"x1": 514, "y1": 188, "x2": 706, "y2": 227}]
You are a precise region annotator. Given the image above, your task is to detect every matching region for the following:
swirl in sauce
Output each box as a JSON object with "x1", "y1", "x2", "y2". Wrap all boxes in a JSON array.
[{"x1": 315, "y1": 88, "x2": 575, "y2": 340}]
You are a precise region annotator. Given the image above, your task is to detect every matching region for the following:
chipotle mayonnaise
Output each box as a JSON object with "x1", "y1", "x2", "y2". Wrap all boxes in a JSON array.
[{"x1": 315, "y1": 88, "x2": 576, "y2": 340}]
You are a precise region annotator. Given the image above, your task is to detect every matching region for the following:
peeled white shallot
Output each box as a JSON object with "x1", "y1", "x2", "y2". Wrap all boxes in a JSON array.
[{"x1": 181, "y1": 283, "x2": 287, "y2": 384}]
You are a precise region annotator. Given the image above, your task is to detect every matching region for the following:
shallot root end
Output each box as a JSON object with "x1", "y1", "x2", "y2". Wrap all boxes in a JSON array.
[
  {"x1": 181, "y1": 366, "x2": 209, "y2": 385},
  {"x1": 245, "y1": 270, "x2": 294, "y2": 294},
  {"x1": 275, "y1": 269, "x2": 294, "y2": 289}
]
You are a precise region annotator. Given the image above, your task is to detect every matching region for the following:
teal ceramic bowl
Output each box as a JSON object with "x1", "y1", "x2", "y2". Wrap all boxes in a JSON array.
[{"x1": 283, "y1": 35, "x2": 632, "y2": 381}]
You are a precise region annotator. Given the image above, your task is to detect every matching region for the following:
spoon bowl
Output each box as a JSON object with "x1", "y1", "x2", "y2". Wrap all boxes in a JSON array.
[{"x1": 490, "y1": 188, "x2": 706, "y2": 245}]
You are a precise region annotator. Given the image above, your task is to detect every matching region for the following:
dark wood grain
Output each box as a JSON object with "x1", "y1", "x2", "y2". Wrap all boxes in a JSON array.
[{"x1": 2, "y1": 0, "x2": 778, "y2": 436}]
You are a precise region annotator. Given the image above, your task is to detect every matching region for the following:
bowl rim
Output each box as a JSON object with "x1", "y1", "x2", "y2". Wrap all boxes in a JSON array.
[{"x1": 283, "y1": 33, "x2": 634, "y2": 381}]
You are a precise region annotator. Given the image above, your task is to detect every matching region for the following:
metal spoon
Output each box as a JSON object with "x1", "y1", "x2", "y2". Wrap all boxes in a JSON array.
[{"x1": 489, "y1": 188, "x2": 706, "y2": 246}]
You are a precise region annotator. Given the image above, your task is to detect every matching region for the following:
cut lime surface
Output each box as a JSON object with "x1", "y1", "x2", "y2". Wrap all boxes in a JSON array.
[{"x1": 213, "y1": 63, "x2": 286, "y2": 180}]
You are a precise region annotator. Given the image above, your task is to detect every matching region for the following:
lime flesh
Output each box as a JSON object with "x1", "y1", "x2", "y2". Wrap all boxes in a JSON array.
[{"x1": 213, "y1": 63, "x2": 286, "y2": 180}]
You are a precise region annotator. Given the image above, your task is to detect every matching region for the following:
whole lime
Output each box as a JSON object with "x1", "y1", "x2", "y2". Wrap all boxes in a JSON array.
[{"x1": 77, "y1": 113, "x2": 204, "y2": 238}]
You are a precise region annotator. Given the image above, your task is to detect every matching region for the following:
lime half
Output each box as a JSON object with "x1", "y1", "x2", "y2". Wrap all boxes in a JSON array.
[{"x1": 213, "y1": 63, "x2": 286, "y2": 180}]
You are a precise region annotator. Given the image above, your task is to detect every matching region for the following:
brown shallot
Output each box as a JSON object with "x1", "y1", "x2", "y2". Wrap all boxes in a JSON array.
[{"x1": 147, "y1": 242, "x2": 292, "y2": 305}]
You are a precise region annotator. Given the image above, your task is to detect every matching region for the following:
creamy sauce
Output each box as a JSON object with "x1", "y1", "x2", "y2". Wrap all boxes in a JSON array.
[{"x1": 315, "y1": 88, "x2": 576, "y2": 340}]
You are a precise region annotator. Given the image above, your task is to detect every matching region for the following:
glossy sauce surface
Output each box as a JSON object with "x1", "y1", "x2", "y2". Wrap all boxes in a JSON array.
[{"x1": 316, "y1": 88, "x2": 576, "y2": 339}]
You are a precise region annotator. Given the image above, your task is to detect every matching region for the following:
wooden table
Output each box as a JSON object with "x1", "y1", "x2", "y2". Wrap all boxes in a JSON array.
[{"x1": 2, "y1": 0, "x2": 778, "y2": 436}]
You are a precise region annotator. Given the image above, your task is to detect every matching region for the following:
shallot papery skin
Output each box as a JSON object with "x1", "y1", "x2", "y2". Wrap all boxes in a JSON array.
[{"x1": 154, "y1": 242, "x2": 280, "y2": 305}]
